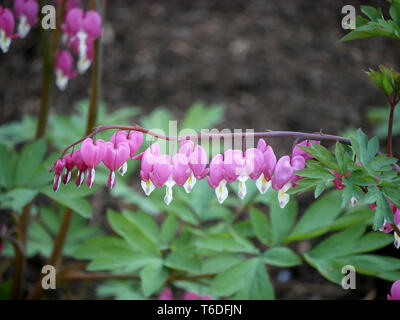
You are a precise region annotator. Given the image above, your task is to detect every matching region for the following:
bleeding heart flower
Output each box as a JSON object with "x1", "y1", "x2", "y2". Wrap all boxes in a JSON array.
[
  {"x1": 140, "y1": 143, "x2": 159, "y2": 196},
  {"x1": 271, "y1": 156, "x2": 295, "y2": 208},
  {"x1": 53, "y1": 158, "x2": 66, "y2": 192},
  {"x1": 0, "y1": 6, "x2": 18, "y2": 53},
  {"x1": 80, "y1": 138, "x2": 106, "y2": 188},
  {"x1": 256, "y1": 141, "x2": 277, "y2": 195},
  {"x1": 62, "y1": 153, "x2": 75, "y2": 185},
  {"x1": 55, "y1": 50, "x2": 77, "y2": 91},
  {"x1": 207, "y1": 154, "x2": 228, "y2": 204},
  {"x1": 71, "y1": 149, "x2": 87, "y2": 187},
  {"x1": 102, "y1": 141, "x2": 130, "y2": 189},
  {"x1": 388, "y1": 280, "x2": 400, "y2": 300},
  {"x1": 13, "y1": 0, "x2": 38, "y2": 38}
]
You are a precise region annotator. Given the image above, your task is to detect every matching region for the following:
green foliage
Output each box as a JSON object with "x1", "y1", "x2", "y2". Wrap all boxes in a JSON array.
[
  {"x1": 341, "y1": 4, "x2": 400, "y2": 42},
  {"x1": 290, "y1": 129, "x2": 399, "y2": 230},
  {"x1": 367, "y1": 104, "x2": 400, "y2": 139}
]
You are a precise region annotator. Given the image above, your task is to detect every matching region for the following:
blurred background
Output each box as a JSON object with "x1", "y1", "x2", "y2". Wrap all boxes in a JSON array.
[{"x1": 1, "y1": 0, "x2": 400, "y2": 300}]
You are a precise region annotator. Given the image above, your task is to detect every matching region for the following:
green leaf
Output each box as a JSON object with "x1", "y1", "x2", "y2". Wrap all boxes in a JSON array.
[
  {"x1": 0, "y1": 144, "x2": 17, "y2": 188},
  {"x1": 0, "y1": 188, "x2": 38, "y2": 212},
  {"x1": 107, "y1": 210, "x2": 160, "y2": 255},
  {"x1": 180, "y1": 102, "x2": 224, "y2": 131},
  {"x1": 123, "y1": 211, "x2": 160, "y2": 245},
  {"x1": 268, "y1": 189, "x2": 298, "y2": 246},
  {"x1": 14, "y1": 139, "x2": 47, "y2": 187},
  {"x1": 262, "y1": 247, "x2": 302, "y2": 267},
  {"x1": 140, "y1": 262, "x2": 168, "y2": 297},
  {"x1": 361, "y1": 6, "x2": 383, "y2": 21},
  {"x1": 96, "y1": 280, "x2": 145, "y2": 300},
  {"x1": 249, "y1": 208, "x2": 272, "y2": 245},
  {"x1": 195, "y1": 233, "x2": 259, "y2": 254},
  {"x1": 165, "y1": 250, "x2": 202, "y2": 273},
  {"x1": 306, "y1": 226, "x2": 392, "y2": 259},
  {"x1": 160, "y1": 214, "x2": 178, "y2": 245},
  {"x1": 210, "y1": 258, "x2": 274, "y2": 300},
  {"x1": 40, "y1": 186, "x2": 93, "y2": 219},
  {"x1": 286, "y1": 191, "x2": 342, "y2": 242}
]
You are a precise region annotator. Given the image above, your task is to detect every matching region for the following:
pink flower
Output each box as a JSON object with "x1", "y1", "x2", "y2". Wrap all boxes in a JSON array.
[
  {"x1": 0, "y1": 6, "x2": 17, "y2": 53},
  {"x1": 256, "y1": 140, "x2": 277, "y2": 194},
  {"x1": 188, "y1": 145, "x2": 209, "y2": 179},
  {"x1": 158, "y1": 288, "x2": 173, "y2": 300},
  {"x1": 271, "y1": 156, "x2": 295, "y2": 208},
  {"x1": 62, "y1": 153, "x2": 75, "y2": 185},
  {"x1": 223, "y1": 149, "x2": 245, "y2": 183},
  {"x1": 80, "y1": 138, "x2": 106, "y2": 188},
  {"x1": 292, "y1": 140, "x2": 320, "y2": 160},
  {"x1": 179, "y1": 141, "x2": 208, "y2": 193},
  {"x1": 290, "y1": 155, "x2": 306, "y2": 185},
  {"x1": 53, "y1": 159, "x2": 66, "y2": 192},
  {"x1": 332, "y1": 171, "x2": 351, "y2": 191},
  {"x1": 102, "y1": 141, "x2": 130, "y2": 189},
  {"x1": 71, "y1": 149, "x2": 87, "y2": 187},
  {"x1": 13, "y1": 0, "x2": 38, "y2": 38},
  {"x1": 149, "y1": 154, "x2": 172, "y2": 188},
  {"x1": 171, "y1": 153, "x2": 191, "y2": 186},
  {"x1": 207, "y1": 154, "x2": 228, "y2": 204},
  {"x1": 140, "y1": 143, "x2": 159, "y2": 196},
  {"x1": 57, "y1": 0, "x2": 82, "y2": 17},
  {"x1": 110, "y1": 130, "x2": 143, "y2": 159},
  {"x1": 55, "y1": 50, "x2": 76, "y2": 91},
  {"x1": 388, "y1": 280, "x2": 400, "y2": 300},
  {"x1": 63, "y1": 8, "x2": 101, "y2": 73}
]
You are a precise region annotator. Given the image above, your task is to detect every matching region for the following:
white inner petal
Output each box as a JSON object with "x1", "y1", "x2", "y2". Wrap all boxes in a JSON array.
[
  {"x1": 118, "y1": 162, "x2": 128, "y2": 176},
  {"x1": 0, "y1": 29, "x2": 11, "y2": 53},
  {"x1": 278, "y1": 183, "x2": 291, "y2": 209},
  {"x1": 256, "y1": 173, "x2": 271, "y2": 194},
  {"x1": 164, "y1": 185, "x2": 173, "y2": 205},
  {"x1": 215, "y1": 179, "x2": 228, "y2": 204},
  {"x1": 55, "y1": 69, "x2": 68, "y2": 91},
  {"x1": 18, "y1": 15, "x2": 30, "y2": 38},
  {"x1": 141, "y1": 179, "x2": 155, "y2": 196},
  {"x1": 183, "y1": 173, "x2": 196, "y2": 193},
  {"x1": 238, "y1": 179, "x2": 247, "y2": 200}
]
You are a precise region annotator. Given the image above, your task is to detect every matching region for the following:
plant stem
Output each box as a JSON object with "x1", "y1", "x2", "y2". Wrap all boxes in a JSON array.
[
  {"x1": 27, "y1": 208, "x2": 73, "y2": 300},
  {"x1": 35, "y1": 0, "x2": 54, "y2": 140},
  {"x1": 86, "y1": 0, "x2": 102, "y2": 135},
  {"x1": 388, "y1": 102, "x2": 395, "y2": 157}
]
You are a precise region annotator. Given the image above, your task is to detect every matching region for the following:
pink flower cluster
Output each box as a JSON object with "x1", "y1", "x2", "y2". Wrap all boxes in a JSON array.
[
  {"x1": 0, "y1": 0, "x2": 39, "y2": 53},
  {"x1": 157, "y1": 288, "x2": 212, "y2": 300},
  {"x1": 53, "y1": 130, "x2": 318, "y2": 209},
  {"x1": 55, "y1": 0, "x2": 102, "y2": 90},
  {"x1": 53, "y1": 130, "x2": 143, "y2": 192}
]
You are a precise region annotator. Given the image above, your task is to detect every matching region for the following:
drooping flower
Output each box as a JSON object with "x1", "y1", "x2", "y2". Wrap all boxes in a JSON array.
[
  {"x1": 62, "y1": 153, "x2": 75, "y2": 185},
  {"x1": 0, "y1": 6, "x2": 17, "y2": 53},
  {"x1": 53, "y1": 158, "x2": 66, "y2": 192},
  {"x1": 102, "y1": 141, "x2": 130, "y2": 189},
  {"x1": 55, "y1": 50, "x2": 76, "y2": 91},
  {"x1": 63, "y1": 8, "x2": 101, "y2": 73},
  {"x1": 256, "y1": 139, "x2": 276, "y2": 194},
  {"x1": 157, "y1": 288, "x2": 173, "y2": 300},
  {"x1": 187, "y1": 145, "x2": 208, "y2": 191},
  {"x1": 71, "y1": 35, "x2": 94, "y2": 73},
  {"x1": 13, "y1": 0, "x2": 38, "y2": 38},
  {"x1": 57, "y1": 0, "x2": 82, "y2": 17},
  {"x1": 71, "y1": 149, "x2": 87, "y2": 187},
  {"x1": 388, "y1": 280, "x2": 400, "y2": 300},
  {"x1": 235, "y1": 147, "x2": 264, "y2": 199},
  {"x1": 271, "y1": 156, "x2": 295, "y2": 208},
  {"x1": 80, "y1": 138, "x2": 106, "y2": 188},
  {"x1": 207, "y1": 154, "x2": 228, "y2": 204},
  {"x1": 140, "y1": 143, "x2": 159, "y2": 196}
]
